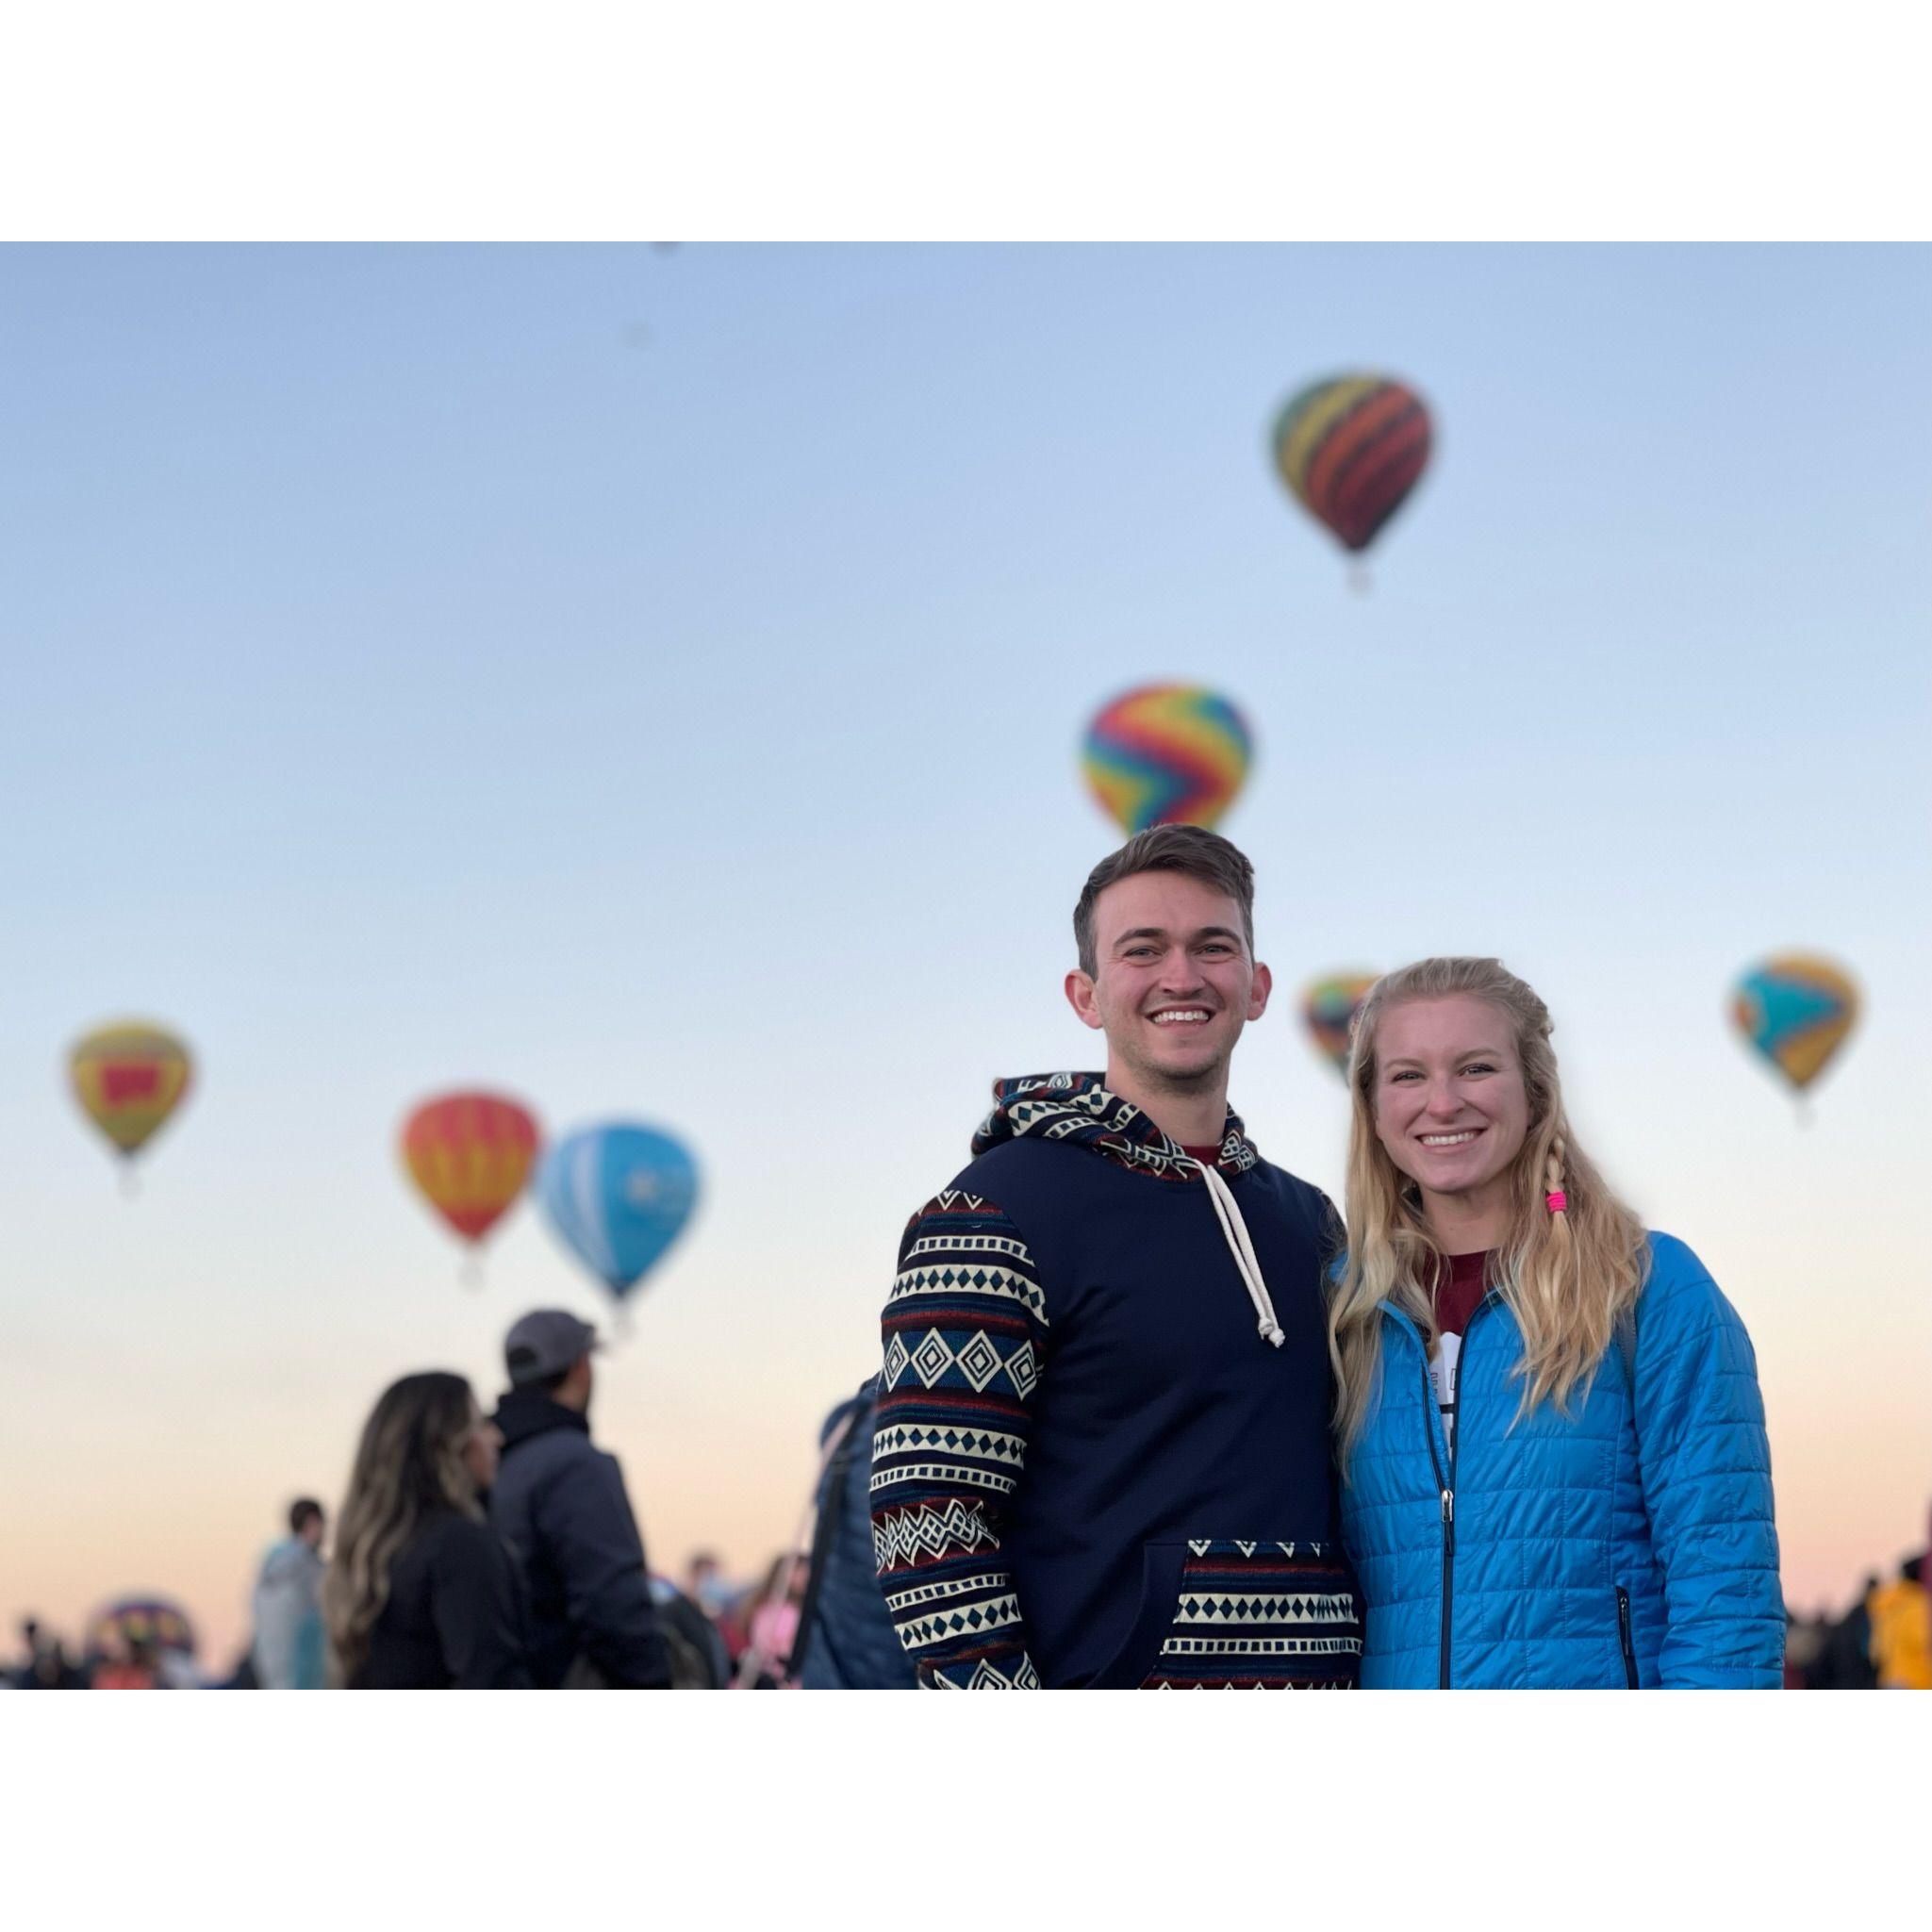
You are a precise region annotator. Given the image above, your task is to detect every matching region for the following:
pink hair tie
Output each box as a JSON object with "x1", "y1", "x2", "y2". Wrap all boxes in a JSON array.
[{"x1": 1545, "y1": 1190, "x2": 1567, "y2": 1214}]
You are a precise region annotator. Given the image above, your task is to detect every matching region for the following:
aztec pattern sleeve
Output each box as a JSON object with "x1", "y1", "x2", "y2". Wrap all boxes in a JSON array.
[{"x1": 871, "y1": 1187, "x2": 1049, "y2": 1689}]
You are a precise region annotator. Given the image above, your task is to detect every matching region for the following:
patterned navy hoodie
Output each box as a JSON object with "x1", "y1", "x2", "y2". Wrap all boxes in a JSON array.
[{"x1": 871, "y1": 1072, "x2": 1362, "y2": 1689}]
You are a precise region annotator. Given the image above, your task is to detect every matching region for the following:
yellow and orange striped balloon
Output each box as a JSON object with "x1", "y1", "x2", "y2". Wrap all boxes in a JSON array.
[
  {"x1": 401, "y1": 1092, "x2": 541, "y2": 1247},
  {"x1": 70, "y1": 1020, "x2": 194, "y2": 1162}
]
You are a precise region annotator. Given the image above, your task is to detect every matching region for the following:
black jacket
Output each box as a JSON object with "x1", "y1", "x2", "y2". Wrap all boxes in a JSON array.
[
  {"x1": 487, "y1": 1390, "x2": 672, "y2": 1688},
  {"x1": 354, "y1": 1511, "x2": 532, "y2": 1689}
]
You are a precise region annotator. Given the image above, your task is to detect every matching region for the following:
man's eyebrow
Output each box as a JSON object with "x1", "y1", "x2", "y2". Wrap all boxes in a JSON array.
[{"x1": 1110, "y1": 925, "x2": 1243, "y2": 948}]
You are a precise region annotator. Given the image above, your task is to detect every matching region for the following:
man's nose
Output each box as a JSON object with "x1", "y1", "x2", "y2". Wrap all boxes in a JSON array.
[{"x1": 1159, "y1": 952, "x2": 1204, "y2": 990}]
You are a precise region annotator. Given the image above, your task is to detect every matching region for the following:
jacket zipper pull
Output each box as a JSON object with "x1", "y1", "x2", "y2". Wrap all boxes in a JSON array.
[{"x1": 1441, "y1": 1489, "x2": 1456, "y2": 1555}]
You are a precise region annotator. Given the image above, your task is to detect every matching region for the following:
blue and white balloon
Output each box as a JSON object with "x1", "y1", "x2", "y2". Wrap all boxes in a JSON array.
[{"x1": 537, "y1": 1122, "x2": 699, "y2": 1305}]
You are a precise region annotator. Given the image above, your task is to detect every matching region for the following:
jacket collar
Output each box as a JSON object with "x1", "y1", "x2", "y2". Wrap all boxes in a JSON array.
[{"x1": 492, "y1": 1387, "x2": 591, "y2": 1449}]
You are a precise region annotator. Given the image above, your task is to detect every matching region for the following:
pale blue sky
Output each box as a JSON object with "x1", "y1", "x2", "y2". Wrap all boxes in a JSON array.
[{"x1": 3, "y1": 245, "x2": 1925, "y2": 1659}]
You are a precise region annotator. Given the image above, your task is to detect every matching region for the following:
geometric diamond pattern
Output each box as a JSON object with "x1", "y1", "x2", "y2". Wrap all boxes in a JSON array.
[
  {"x1": 910, "y1": 1329, "x2": 956, "y2": 1387},
  {"x1": 953, "y1": 1330, "x2": 1003, "y2": 1392},
  {"x1": 1007, "y1": 1340, "x2": 1039, "y2": 1399}
]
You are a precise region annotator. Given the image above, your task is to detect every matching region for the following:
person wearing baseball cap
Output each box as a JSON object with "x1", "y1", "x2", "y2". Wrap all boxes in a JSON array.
[{"x1": 487, "y1": 1310, "x2": 672, "y2": 1688}]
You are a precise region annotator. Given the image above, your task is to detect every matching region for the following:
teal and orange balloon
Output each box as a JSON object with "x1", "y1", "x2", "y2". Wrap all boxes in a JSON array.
[
  {"x1": 69, "y1": 1020, "x2": 193, "y2": 1168},
  {"x1": 1731, "y1": 953, "x2": 1859, "y2": 1097},
  {"x1": 1081, "y1": 684, "x2": 1252, "y2": 835},
  {"x1": 1302, "y1": 971, "x2": 1379, "y2": 1079},
  {"x1": 1272, "y1": 373, "x2": 1432, "y2": 557}
]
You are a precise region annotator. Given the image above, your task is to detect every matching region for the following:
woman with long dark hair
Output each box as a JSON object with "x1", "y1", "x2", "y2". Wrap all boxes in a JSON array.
[
  {"x1": 1328, "y1": 956, "x2": 1782, "y2": 1688},
  {"x1": 324, "y1": 1371, "x2": 530, "y2": 1689}
]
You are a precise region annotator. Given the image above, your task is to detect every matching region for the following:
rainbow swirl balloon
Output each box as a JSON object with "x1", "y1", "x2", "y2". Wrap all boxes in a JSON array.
[
  {"x1": 1301, "y1": 971, "x2": 1379, "y2": 1079},
  {"x1": 1731, "y1": 953, "x2": 1859, "y2": 1095},
  {"x1": 1081, "y1": 685, "x2": 1253, "y2": 835}
]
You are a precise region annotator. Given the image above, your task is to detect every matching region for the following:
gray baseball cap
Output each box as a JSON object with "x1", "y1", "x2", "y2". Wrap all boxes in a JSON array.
[{"x1": 504, "y1": 1309, "x2": 601, "y2": 1386}]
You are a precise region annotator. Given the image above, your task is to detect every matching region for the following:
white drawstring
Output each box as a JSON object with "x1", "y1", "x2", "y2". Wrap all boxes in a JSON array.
[{"x1": 1188, "y1": 1158, "x2": 1285, "y2": 1347}]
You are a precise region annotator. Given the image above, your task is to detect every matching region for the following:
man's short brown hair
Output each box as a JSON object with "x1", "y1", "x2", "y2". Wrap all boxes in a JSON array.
[{"x1": 1072, "y1": 825, "x2": 1257, "y2": 977}]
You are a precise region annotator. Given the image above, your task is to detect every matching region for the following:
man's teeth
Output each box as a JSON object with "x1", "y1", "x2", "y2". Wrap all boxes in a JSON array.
[
  {"x1": 1152, "y1": 1011, "x2": 1209, "y2": 1025},
  {"x1": 1420, "y1": 1131, "x2": 1478, "y2": 1147}
]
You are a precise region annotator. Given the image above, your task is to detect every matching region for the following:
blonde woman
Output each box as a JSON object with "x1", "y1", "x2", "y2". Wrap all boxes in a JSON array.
[
  {"x1": 323, "y1": 1372, "x2": 531, "y2": 1689},
  {"x1": 1328, "y1": 958, "x2": 1781, "y2": 1688}
]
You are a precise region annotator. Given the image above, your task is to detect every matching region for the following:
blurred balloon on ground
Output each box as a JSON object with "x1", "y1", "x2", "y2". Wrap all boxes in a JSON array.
[
  {"x1": 69, "y1": 1021, "x2": 193, "y2": 1173},
  {"x1": 400, "y1": 1092, "x2": 541, "y2": 1252},
  {"x1": 537, "y1": 1123, "x2": 700, "y2": 1313},
  {"x1": 84, "y1": 1596, "x2": 196, "y2": 1662},
  {"x1": 1081, "y1": 684, "x2": 1252, "y2": 834},
  {"x1": 1302, "y1": 971, "x2": 1379, "y2": 1078},
  {"x1": 1271, "y1": 374, "x2": 1432, "y2": 574},
  {"x1": 1732, "y1": 953, "x2": 1859, "y2": 1102}
]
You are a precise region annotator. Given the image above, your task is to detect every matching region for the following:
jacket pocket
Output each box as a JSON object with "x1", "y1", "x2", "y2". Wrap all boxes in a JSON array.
[
  {"x1": 1615, "y1": 1585, "x2": 1639, "y2": 1690},
  {"x1": 1131, "y1": 1539, "x2": 1362, "y2": 1690}
]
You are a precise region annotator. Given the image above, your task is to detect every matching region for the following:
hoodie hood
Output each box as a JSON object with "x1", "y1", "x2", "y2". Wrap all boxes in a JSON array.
[
  {"x1": 258, "y1": 1537, "x2": 323, "y2": 1587},
  {"x1": 970, "y1": 1071, "x2": 1260, "y2": 1182},
  {"x1": 492, "y1": 1386, "x2": 591, "y2": 1451}
]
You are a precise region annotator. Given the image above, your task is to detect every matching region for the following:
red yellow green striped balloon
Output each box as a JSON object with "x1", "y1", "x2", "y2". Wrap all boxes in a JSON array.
[
  {"x1": 1272, "y1": 373, "x2": 1432, "y2": 555},
  {"x1": 401, "y1": 1091, "x2": 541, "y2": 1247},
  {"x1": 69, "y1": 1020, "x2": 193, "y2": 1163},
  {"x1": 1081, "y1": 684, "x2": 1253, "y2": 835}
]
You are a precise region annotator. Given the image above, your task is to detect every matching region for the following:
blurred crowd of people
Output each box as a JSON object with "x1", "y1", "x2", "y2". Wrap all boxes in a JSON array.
[
  {"x1": 7, "y1": 1303, "x2": 1925, "y2": 1693},
  {"x1": 5, "y1": 1307, "x2": 814, "y2": 1693},
  {"x1": 1784, "y1": 1554, "x2": 1931, "y2": 1691}
]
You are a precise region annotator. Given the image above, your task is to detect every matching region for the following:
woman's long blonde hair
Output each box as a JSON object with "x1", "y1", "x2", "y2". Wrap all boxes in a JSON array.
[
  {"x1": 322, "y1": 1371, "x2": 483, "y2": 1685},
  {"x1": 1328, "y1": 957, "x2": 1648, "y2": 1472}
]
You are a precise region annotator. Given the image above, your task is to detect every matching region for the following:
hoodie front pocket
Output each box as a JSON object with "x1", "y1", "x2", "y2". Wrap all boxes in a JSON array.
[
  {"x1": 1133, "y1": 1540, "x2": 1362, "y2": 1689},
  {"x1": 1089, "y1": 1541, "x2": 1191, "y2": 1689},
  {"x1": 1615, "y1": 1585, "x2": 1639, "y2": 1689}
]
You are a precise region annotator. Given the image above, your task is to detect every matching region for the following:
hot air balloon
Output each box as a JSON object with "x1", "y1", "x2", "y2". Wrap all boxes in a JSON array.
[
  {"x1": 400, "y1": 1092, "x2": 541, "y2": 1263},
  {"x1": 69, "y1": 1020, "x2": 193, "y2": 1182},
  {"x1": 1271, "y1": 373, "x2": 1432, "y2": 583},
  {"x1": 1302, "y1": 971, "x2": 1379, "y2": 1079},
  {"x1": 1731, "y1": 953, "x2": 1859, "y2": 1109},
  {"x1": 1081, "y1": 684, "x2": 1252, "y2": 835},
  {"x1": 84, "y1": 1595, "x2": 197, "y2": 1664},
  {"x1": 537, "y1": 1123, "x2": 699, "y2": 1319}
]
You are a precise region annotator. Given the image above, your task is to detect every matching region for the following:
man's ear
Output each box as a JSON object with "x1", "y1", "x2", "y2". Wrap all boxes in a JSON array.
[
  {"x1": 1247, "y1": 960, "x2": 1273, "y2": 1022},
  {"x1": 1065, "y1": 969, "x2": 1106, "y2": 1032}
]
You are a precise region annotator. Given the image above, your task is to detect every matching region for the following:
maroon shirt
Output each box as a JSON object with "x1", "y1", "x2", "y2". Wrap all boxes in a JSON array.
[{"x1": 1434, "y1": 1250, "x2": 1490, "y2": 1337}]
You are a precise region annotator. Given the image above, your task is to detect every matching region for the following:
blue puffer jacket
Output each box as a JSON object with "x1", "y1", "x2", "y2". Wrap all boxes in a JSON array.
[{"x1": 1341, "y1": 1232, "x2": 1782, "y2": 1688}]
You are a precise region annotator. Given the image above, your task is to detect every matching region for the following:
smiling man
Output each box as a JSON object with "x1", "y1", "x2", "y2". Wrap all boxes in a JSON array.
[{"x1": 870, "y1": 825, "x2": 1362, "y2": 1688}]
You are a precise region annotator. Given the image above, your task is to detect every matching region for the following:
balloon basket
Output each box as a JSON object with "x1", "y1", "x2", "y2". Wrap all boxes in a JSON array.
[
  {"x1": 118, "y1": 1164, "x2": 140, "y2": 1200},
  {"x1": 1348, "y1": 561, "x2": 1373, "y2": 596},
  {"x1": 460, "y1": 1256, "x2": 485, "y2": 1289}
]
